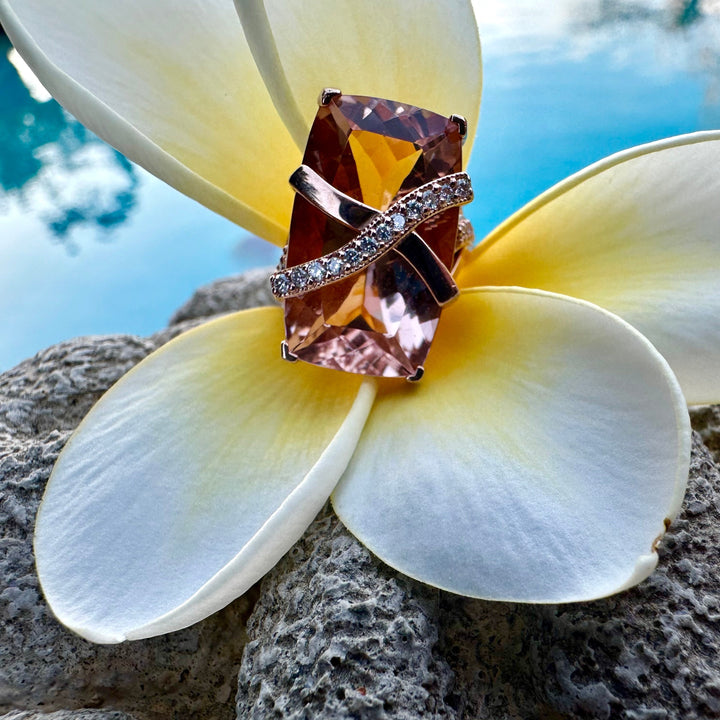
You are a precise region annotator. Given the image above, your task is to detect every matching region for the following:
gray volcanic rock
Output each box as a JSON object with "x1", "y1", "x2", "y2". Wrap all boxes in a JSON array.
[
  {"x1": 0, "y1": 278, "x2": 270, "y2": 719},
  {"x1": 3, "y1": 270, "x2": 720, "y2": 720},
  {"x1": 168, "y1": 268, "x2": 275, "y2": 326},
  {"x1": 439, "y1": 433, "x2": 720, "y2": 720},
  {"x1": 1, "y1": 711, "x2": 137, "y2": 720},
  {"x1": 236, "y1": 507, "x2": 456, "y2": 720},
  {"x1": 0, "y1": 336, "x2": 156, "y2": 438},
  {"x1": 691, "y1": 404, "x2": 720, "y2": 463},
  {"x1": 236, "y1": 434, "x2": 720, "y2": 720}
]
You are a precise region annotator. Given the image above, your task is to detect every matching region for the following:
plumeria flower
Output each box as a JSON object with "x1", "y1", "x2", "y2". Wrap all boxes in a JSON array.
[{"x1": 2, "y1": 0, "x2": 718, "y2": 645}]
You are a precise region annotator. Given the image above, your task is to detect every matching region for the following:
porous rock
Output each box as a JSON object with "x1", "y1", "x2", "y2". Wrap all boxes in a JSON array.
[
  {"x1": 1, "y1": 711, "x2": 136, "y2": 719},
  {"x1": 237, "y1": 434, "x2": 720, "y2": 719},
  {"x1": 691, "y1": 404, "x2": 720, "y2": 463},
  {"x1": 4, "y1": 269, "x2": 720, "y2": 720},
  {"x1": 236, "y1": 506, "x2": 456, "y2": 720},
  {"x1": 0, "y1": 273, "x2": 275, "y2": 720},
  {"x1": 168, "y1": 267, "x2": 276, "y2": 326},
  {"x1": 439, "y1": 433, "x2": 720, "y2": 719}
]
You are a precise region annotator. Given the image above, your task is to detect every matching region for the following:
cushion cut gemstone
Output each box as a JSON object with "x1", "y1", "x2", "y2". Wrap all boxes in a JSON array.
[{"x1": 284, "y1": 94, "x2": 463, "y2": 377}]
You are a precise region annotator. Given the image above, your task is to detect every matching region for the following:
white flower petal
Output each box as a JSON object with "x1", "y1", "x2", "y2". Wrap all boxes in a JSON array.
[
  {"x1": 333, "y1": 288, "x2": 690, "y2": 602},
  {"x1": 461, "y1": 132, "x2": 720, "y2": 404},
  {"x1": 0, "y1": 0, "x2": 299, "y2": 243},
  {"x1": 35, "y1": 308, "x2": 375, "y2": 642},
  {"x1": 236, "y1": 0, "x2": 483, "y2": 160}
]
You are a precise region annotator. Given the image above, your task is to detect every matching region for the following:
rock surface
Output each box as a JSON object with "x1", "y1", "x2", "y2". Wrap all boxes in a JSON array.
[
  {"x1": 2, "y1": 270, "x2": 720, "y2": 720},
  {"x1": 235, "y1": 435, "x2": 720, "y2": 720},
  {"x1": 1, "y1": 711, "x2": 136, "y2": 720},
  {"x1": 236, "y1": 506, "x2": 456, "y2": 720},
  {"x1": 168, "y1": 267, "x2": 275, "y2": 326},
  {"x1": 441, "y1": 434, "x2": 720, "y2": 720},
  {"x1": 691, "y1": 404, "x2": 720, "y2": 463},
  {"x1": 0, "y1": 274, "x2": 273, "y2": 720}
]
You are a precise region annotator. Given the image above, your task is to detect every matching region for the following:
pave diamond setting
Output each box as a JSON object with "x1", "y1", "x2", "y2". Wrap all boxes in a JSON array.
[{"x1": 271, "y1": 171, "x2": 473, "y2": 299}]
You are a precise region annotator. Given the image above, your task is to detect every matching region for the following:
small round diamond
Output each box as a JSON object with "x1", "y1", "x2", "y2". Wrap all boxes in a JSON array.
[
  {"x1": 422, "y1": 190, "x2": 439, "y2": 212},
  {"x1": 326, "y1": 256, "x2": 344, "y2": 276},
  {"x1": 375, "y1": 222, "x2": 392, "y2": 243},
  {"x1": 391, "y1": 212, "x2": 406, "y2": 232},
  {"x1": 439, "y1": 184, "x2": 454, "y2": 203},
  {"x1": 273, "y1": 272, "x2": 290, "y2": 295},
  {"x1": 406, "y1": 199, "x2": 422, "y2": 221},
  {"x1": 291, "y1": 266, "x2": 309, "y2": 288},
  {"x1": 343, "y1": 246, "x2": 361, "y2": 267},
  {"x1": 360, "y1": 235, "x2": 379, "y2": 254},
  {"x1": 454, "y1": 177, "x2": 471, "y2": 198},
  {"x1": 307, "y1": 260, "x2": 325, "y2": 282}
]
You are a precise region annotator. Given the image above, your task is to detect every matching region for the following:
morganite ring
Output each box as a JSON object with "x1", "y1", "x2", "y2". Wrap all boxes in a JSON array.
[{"x1": 271, "y1": 91, "x2": 474, "y2": 380}]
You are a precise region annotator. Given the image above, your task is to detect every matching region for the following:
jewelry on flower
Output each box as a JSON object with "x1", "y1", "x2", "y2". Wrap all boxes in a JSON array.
[{"x1": 273, "y1": 90, "x2": 474, "y2": 381}]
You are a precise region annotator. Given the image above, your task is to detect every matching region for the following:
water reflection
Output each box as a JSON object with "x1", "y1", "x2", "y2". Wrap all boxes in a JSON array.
[
  {"x1": 0, "y1": 5, "x2": 717, "y2": 372},
  {"x1": 577, "y1": 0, "x2": 705, "y2": 27},
  {"x1": 570, "y1": 0, "x2": 720, "y2": 124},
  {"x1": 0, "y1": 35, "x2": 139, "y2": 254},
  {"x1": 476, "y1": 0, "x2": 720, "y2": 62}
]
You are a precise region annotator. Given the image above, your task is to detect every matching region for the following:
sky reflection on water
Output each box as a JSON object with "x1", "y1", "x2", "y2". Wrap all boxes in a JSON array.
[{"x1": 1, "y1": 0, "x2": 719, "y2": 371}]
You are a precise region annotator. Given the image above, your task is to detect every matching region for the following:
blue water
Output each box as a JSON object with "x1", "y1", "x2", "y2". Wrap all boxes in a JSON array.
[{"x1": 1, "y1": 3, "x2": 719, "y2": 371}]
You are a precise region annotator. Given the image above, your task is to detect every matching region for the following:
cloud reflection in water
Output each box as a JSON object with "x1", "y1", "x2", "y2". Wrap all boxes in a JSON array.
[{"x1": 0, "y1": 35, "x2": 139, "y2": 254}]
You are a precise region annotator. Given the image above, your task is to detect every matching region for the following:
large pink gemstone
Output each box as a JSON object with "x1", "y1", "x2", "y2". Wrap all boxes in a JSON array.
[{"x1": 284, "y1": 94, "x2": 463, "y2": 377}]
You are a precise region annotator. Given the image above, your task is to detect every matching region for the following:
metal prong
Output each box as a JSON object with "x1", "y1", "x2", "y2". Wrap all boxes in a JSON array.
[
  {"x1": 318, "y1": 88, "x2": 342, "y2": 106},
  {"x1": 449, "y1": 114, "x2": 468, "y2": 142},
  {"x1": 406, "y1": 366, "x2": 425, "y2": 383},
  {"x1": 281, "y1": 341, "x2": 298, "y2": 362}
]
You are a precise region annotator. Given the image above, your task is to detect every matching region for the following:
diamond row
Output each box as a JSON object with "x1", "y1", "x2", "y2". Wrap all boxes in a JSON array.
[{"x1": 271, "y1": 172, "x2": 473, "y2": 299}]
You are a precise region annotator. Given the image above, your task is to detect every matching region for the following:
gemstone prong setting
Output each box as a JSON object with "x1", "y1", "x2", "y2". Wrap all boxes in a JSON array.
[
  {"x1": 318, "y1": 87, "x2": 342, "y2": 106},
  {"x1": 450, "y1": 114, "x2": 468, "y2": 142},
  {"x1": 280, "y1": 341, "x2": 298, "y2": 362}
]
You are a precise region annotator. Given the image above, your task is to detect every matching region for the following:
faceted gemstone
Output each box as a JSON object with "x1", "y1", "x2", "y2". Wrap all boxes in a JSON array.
[
  {"x1": 326, "y1": 256, "x2": 344, "y2": 276},
  {"x1": 284, "y1": 94, "x2": 463, "y2": 377},
  {"x1": 274, "y1": 272, "x2": 290, "y2": 296},
  {"x1": 439, "y1": 184, "x2": 454, "y2": 203},
  {"x1": 455, "y1": 176, "x2": 471, "y2": 197},
  {"x1": 375, "y1": 222, "x2": 393, "y2": 243},
  {"x1": 307, "y1": 260, "x2": 325, "y2": 282},
  {"x1": 422, "y1": 190, "x2": 439, "y2": 211},
  {"x1": 391, "y1": 213, "x2": 406, "y2": 232},
  {"x1": 290, "y1": 266, "x2": 309, "y2": 289},
  {"x1": 360, "y1": 235, "x2": 379, "y2": 254},
  {"x1": 406, "y1": 199, "x2": 423, "y2": 221},
  {"x1": 343, "y1": 246, "x2": 361, "y2": 267}
]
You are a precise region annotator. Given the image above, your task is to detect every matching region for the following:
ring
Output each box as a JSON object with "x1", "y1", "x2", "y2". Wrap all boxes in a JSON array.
[{"x1": 274, "y1": 90, "x2": 474, "y2": 381}]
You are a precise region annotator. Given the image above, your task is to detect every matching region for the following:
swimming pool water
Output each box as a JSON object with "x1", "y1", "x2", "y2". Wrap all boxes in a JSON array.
[{"x1": 1, "y1": 1, "x2": 718, "y2": 370}]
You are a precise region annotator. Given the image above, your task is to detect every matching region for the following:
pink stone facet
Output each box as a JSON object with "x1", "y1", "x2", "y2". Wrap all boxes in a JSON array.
[{"x1": 284, "y1": 95, "x2": 463, "y2": 377}]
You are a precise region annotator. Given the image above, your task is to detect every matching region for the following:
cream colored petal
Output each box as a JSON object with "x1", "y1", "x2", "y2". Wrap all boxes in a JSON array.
[
  {"x1": 461, "y1": 132, "x2": 720, "y2": 404},
  {"x1": 236, "y1": 0, "x2": 482, "y2": 160},
  {"x1": 333, "y1": 288, "x2": 689, "y2": 602},
  {"x1": 0, "y1": 0, "x2": 299, "y2": 244},
  {"x1": 34, "y1": 308, "x2": 375, "y2": 642}
]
